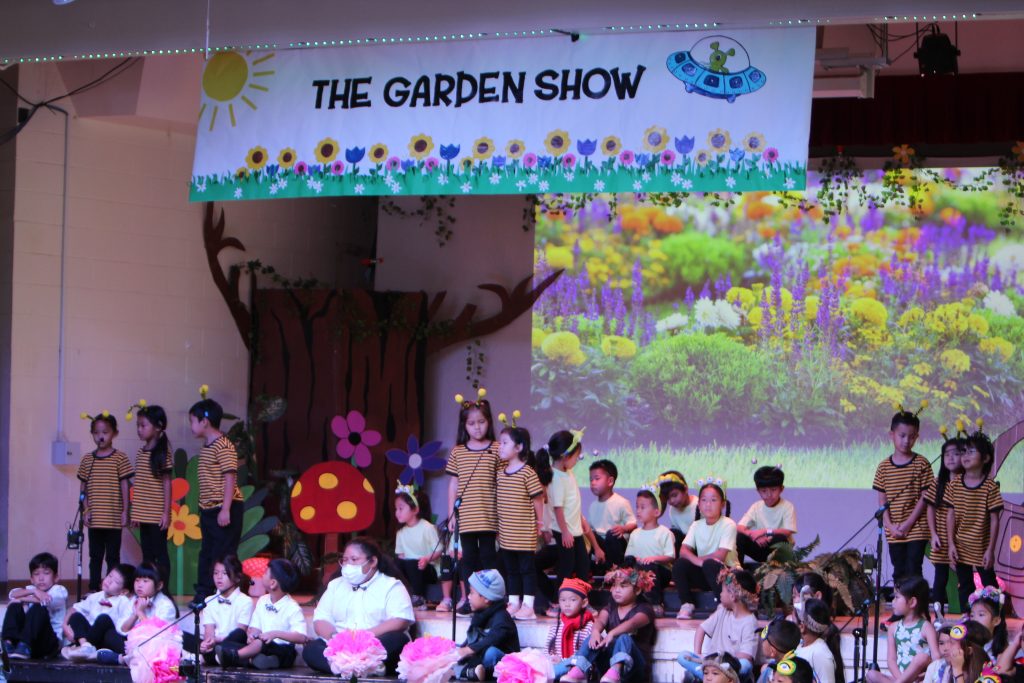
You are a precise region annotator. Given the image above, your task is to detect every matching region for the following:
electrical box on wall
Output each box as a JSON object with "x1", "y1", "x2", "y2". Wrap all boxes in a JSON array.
[{"x1": 51, "y1": 440, "x2": 80, "y2": 466}]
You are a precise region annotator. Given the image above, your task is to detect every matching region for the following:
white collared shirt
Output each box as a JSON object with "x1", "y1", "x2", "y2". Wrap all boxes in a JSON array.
[
  {"x1": 313, "y1": 572, "x2": 413, "y2": 637},
  {"x1": 8, "y1": 584, "x2": 67, "y2": 641},
  {"x1": 200, "y1": 588, "x2": 254, "y2": 639},
  {"x1": 72, "y1": 591, "x2": 131, "y2": 629},
  {"x1": 248, "y1": 594, "x2": 306, "y2": 645},
  {"x1": 120, "y1": 593, "x2": 177, "y2": 634}
]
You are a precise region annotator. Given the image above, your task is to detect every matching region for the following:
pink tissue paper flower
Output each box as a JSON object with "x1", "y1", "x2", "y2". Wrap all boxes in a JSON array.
[
  {"x1": 398, "y1": 634, "x2": 461, "y2": 683},
  {"x1": 324, "y1": 629, "x2": 387, "y2": 678}
]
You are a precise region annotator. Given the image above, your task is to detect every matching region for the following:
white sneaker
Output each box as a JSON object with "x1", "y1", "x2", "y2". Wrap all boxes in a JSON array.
[
  {"x1": 676, "y1": 603, "x2": 696, "y2": 619},
  {"x1": 67, "y1": 643, "x2": 97, "y2": 661}
]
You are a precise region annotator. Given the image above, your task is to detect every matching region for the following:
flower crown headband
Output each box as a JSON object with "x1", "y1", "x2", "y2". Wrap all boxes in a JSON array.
[
  {"x1": 605, "y1": 565, "x2": 655, "y2": 593},
  {"x1": 497, "y1": 409, "x2": 522, "y2": 428},
  {"x1": 395, "y1": 482, "x2": 418, "y2": 509},
  {"x1": 639, "y1": 482, "x2": 661, "y2": 512},
  {"x1": 968, "y1": 585, "x2": 1004, "y2": 608},
  {"x1": 718, "y1": 567, "x2": 760, "y2": 612},
  {"x1": 454, "y1": 387, "x2": 489, "y2": 410},
  {"x1": 656, "y1": 472, "x2": 686, "y2": 489},
  {"x1": 893, "y1": 400, "x2": 928, "y2": 417},
  {"x1": 696, "y1": 476, "x2": 728, "y2": 495}
]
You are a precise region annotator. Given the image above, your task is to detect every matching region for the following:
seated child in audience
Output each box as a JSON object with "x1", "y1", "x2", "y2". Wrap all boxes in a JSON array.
[
  {"x1": 795, "y1": 598, "x2": 844, "y2": 683},
  {"x1": 701, "y1": 653, "x2": 744, "y2": 683},
  {"x1": 769, "y1": 652, "x2": 816, "y2": 683},
  {"x1": 789, "y1": 572, "x2": 833, "y2": 622},
  {"x1": 183, "y1": 555, "x2": 253, "y2": 664},
  {"x1": 587, "y1": 460, "x2": 637, "y2": 570},
  {"x1": 924, "y1": 621, "x2": 991, "y2": 683},
  {"x1": 3, "y1": 552, "x2": 67, "y2": 660},
  {"x1": 455, "y1": 569, "x2": 519, "y2": 681},
  {"x1": 393, "y1": 484, "x2": 445, "y2": 611},
  {"x1": 865, "y1": 576, "x2": 938, "y2": 683},
  {"x1": 966, "y1": 587, "x2": 1011, "y2": 664},
  {"x1": 547, "y1": 579, "x2": 595, "y2": 679},
  {"x1": 658, "y1": 471, "x2": 699, "y2": 551},
  {"x1": 755, "y1": 618, "x2": 802, "y2": 683},
  {"x1": 93, "y1": 561, "x2": 179, "y2": 664},
  {"x1": 62, "y1": 563, "x2": 134, "y2": 661},
  {"x1": 563, "y1": 565, "x2": 658, "y2": 683},
  {"x1": 624, "y1": 486, "x2": 675, "y2": 615},
  {"x1": 737, "y1": 466, "x2": 796, "y2": 564},
  {"x1": 674, "y1": 479, "x2": 739, "y2": 619},
  {"x1": 216, "y1": 558, "x2": 306, "y2": 670},
  {"x1": 677, "y1": 568, "x2": 759, "y2": 680}
]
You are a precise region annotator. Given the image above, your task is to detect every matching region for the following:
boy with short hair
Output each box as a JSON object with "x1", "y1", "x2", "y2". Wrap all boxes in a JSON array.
[
  {"x1": 587, "y1": 459, "x2": 637, "y2": 571},
  {"x1": 3, "y1": 552, "x2": 67, "y2": 660},
  {"x1": 737, "y1": 467, "x2": 797, "y2": 563},
  {"x1": 756, "y1": 618, "x2": 802, "y2": 683},
  {"x1": 215, "y1": 558, "x2": 307, "y2": 670},
  {"x1": 455, "y1": 569, "x2": 519, "y2": 681},
  {"x1": 61, "y1": 563, "x2": 134, "y2": 661},
  {"x1": 189, "y1": 398, "x2": 244, "y2": 600}
]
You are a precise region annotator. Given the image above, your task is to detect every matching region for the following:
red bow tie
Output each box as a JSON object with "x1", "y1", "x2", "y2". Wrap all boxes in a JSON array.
[{"x1": 99, "y1": 600, "x2": 112, "y2": 607}]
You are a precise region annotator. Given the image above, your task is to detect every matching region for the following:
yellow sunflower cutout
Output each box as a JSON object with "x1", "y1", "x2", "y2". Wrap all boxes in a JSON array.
[
  {"x1": 743, "y1": 132, "x2": 766, "y2": 154},
  {"x1": 408, "y1": 134, "x2": 434, "y2": 160},
  {"x1": 167, "y1": 504, "x2": 201, "y2": 546},
  {"x1": 277, "y1": 148, "x2": 297, "y2": 169},
  {"x1": 235, "y1": 167, "x2": 249, "y2": 179},
  {"x1": 642, "y1": 126, "x2": 668, "y2": 153},
  {"x1": 506, "y1": 139, "x2": 526, "y2": 159},
  {"x1": 694, "y1": 149, "x2": 712, "y2": 167},
  {"x1": 545, "y1": 129, "x2": 571, "y2": 156},
  {"x1": 461, "y1": 157, "x2": 475, "y2": 172},
  {"x1": 369, "y1": 143, "x2": 389, "y2": 165},
  {"x1": 472, "y1": 137, "x2": 495, "y2": 161},
  {"x1": 601, "y1": 136, "x2": 622, "y2": 156},
  {"x1": 707, "y1": 129, "x2": 731, "y2": 152},
  {"x1": 245, "y1": 146, "x2": 269, "y2": 171},
  {"x1": 314, "y1": 137, "x2": 339, "y2": 164}
]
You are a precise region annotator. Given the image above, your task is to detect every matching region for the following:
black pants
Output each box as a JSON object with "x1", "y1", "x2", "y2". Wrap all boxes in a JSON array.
[
  {"x1": 88, "y1": 528, "x2": 122, "y2": 591},
  {"x1": 304, "y1": 630, "x2": 410, "y2": 675},
  {"x1": 2, "y1": 604, "x2": 59, "y2": 659},
  {"x1": 593, "y1": 533, "x2": 628, "y2": 573},
  {"x1": 672, "y1": 557, "x2": 724, "y2": 605},
  {"x1": 888, "y1": 540, "x2": 927, "y2": 586},
  {"x1": 629, "y1": 559, "x2": 672, "y2": 605},
  {"x1": 195, "y1": 501, "x2": 244, "y2": 598},
  {"x1": 182, "y1": 628, "x2": 247, "y2": 664},
  {"x1": 554, "y1": 532, "x2": 591, "y2": 583},
  {"x1": 139, "y1": 523, "x2": 171, "y2": 578},
  {"x1": 955, "y1": 563, "x2": 998, "y2": 612},
  {"x1": 68, "y1": 612, "x2": 113, "y2": 648},
  {"x1": 86, "y1": 614, "x2": 127, "y2": 654},
  {"x1": 737, "y1": 535, "x2": 791, "y2": 564},
  {"x1": 458, "y1": 531, "x2": 498, "y2": 583},
  {"x1": 397, "y1": 558, "x2": 439, "y2": 598},
  {"x1": 931, "y1": 563, "x2": 951, "y2": 606},
  {"x1": 500, "y1": 549, "x2": 538, "y2": 598},
  {"x1": 217, "y1": 637, "x2": 296, "y2": 668},
  {"x1": 535, "y1": 544, "x2": 559, "y2": 603},
  {"x1": 670, "y1": 528, "x2": 686, "y2": 555}
]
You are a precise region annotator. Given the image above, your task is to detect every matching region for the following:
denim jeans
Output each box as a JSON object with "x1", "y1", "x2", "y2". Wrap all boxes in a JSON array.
[{"x1": 570, "y1": 634, "x2": 647, "y2": 682}]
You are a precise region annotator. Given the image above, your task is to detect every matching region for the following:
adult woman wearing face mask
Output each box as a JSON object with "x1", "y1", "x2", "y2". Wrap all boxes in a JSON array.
[{"x1": 303, "y1": 537, "x2": 415, "y2": 675}]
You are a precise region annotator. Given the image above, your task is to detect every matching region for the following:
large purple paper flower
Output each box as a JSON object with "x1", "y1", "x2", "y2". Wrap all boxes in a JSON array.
[
  {"x1": 331, "y1": 410, "x2": 381, "y2": 468},
  {"x1": 386, "y1": 435, "x2": 446, "y2": 485}
]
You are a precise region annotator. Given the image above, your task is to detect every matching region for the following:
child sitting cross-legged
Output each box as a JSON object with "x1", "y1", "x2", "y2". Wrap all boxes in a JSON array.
[
  {"x1": 677, "y1": 568, "x2": 759, "y2": 681},
  {"x1": 623, "y1": 485, "x2": 676, "y2": 616},
  {"x1": 91, "y1": 561, "x2": 179, "y2": 665},
  {"x1": 455, "y1": 569, "x2": 520, "y2": 681},
  {"x1": 61, "y1": 563, "x2": 134, "y2": 661},
  {"x1": 562, "y1": 565, "x2": 659, "y2": 683},
  {"x1": 755, "y1": 617, "x2": 802, "y2": 683},
  {"x1": 182, "y1": 555, "x2": 253, "y2": 664},
  {"x1": 215, "y1": 558, "x2": 307, "y2": 670},
  {"x1": 547, "y1": 578, "x2": 595, "y2": 679},
  {"x1": 3, "y1": 552, "x2": 68, "y2": 661}
]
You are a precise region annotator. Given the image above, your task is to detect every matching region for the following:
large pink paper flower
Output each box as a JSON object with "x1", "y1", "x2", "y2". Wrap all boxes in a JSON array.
[
  {"x1": 324, "y1": 629, "x2": 387, "y2": 677},
  {"x1": 126, "y1": 618, "x2": 183, "y2": 683},
  {"x1": 397, "y1": 634, "x2": 460, "y2": 683},
  {"x1": 331, "y1": 410, "x2": 381, "y2": 468},
  {"x1": 494, "y1": 649, "x2": 554, "y2": 683}
]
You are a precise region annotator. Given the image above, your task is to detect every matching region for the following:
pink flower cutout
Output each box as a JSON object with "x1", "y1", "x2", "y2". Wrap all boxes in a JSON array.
[{"x1": 331, "y1": 410, "x2": 381, "y2": 468}]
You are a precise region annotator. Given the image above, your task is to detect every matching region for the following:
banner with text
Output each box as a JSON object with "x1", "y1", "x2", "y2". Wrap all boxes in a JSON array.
[{"x1": 190, "y1": 28, "x2": 815, "y2": 201}]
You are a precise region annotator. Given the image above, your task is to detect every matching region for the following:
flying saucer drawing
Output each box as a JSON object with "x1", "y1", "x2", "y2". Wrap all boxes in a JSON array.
[{"x1": 667, "y1": 35, "x2": 766, "y2": 103}]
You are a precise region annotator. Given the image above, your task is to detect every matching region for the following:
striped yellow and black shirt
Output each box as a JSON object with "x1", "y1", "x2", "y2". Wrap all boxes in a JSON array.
[
  {"x1": 496, "y1": 463, "x2": 544, "y2": 552},
  {"x1": 77, "y1": 450, "x2": 133, "y2": 529},
  {"x1": 946, "y1": 474, "x2": 1003, "y2": 567},
  {"x1": 130, "y1": 445, "x2": 173, "y2": 525},
  {"x1": 197, "y1": 435, "x2": 244, "y2": 510},
  {"x1": 872, "y1": 453, "x2": 934, "y2": 543},
  {"x1": 445, "y1": 442, "x2": 500, "y2": 534},
  {"x1": 923, "y1": 479, "x2": 952, "y2": 564}
]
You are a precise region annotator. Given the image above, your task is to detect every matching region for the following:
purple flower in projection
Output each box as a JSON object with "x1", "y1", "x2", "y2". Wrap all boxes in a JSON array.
[
  {"x1": 674, "y1": 136, "x2": 695, "y2": 155},
  {"x1": 699, "y1": 280, "x2": 711, "y2": 300},
  {"x1": 331, "y1": 410, "x2": 382, "y2": 468},
  {"x1": 685, "y1": 286, "x2": 696, "y2": 308},
  {"x1": 861, "y1": 206, "x2": 883, "y2": 232},
  {"x1": 345, "y1": 147, "x2": 366, "y2": 164},
  {"x1": 386, "y1": 435, "x2": 447, "y2": 486},
  {"x1": 440, "y1": 144, "x2": 460, "y2": 161},
  {"x1": 577, "y1": 139, "x2": 597, "y2": 156}
]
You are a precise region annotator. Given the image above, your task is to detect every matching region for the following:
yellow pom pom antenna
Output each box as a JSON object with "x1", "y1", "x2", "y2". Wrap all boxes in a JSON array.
[
  {"x1": 477, "y1": 387, "x2": 487, "y2": 399},
  {"x1": 80, "y1": 412, "x2": 89, "y2": 420},
  {"x1": 498, "y1": 409, "x2": 522, "y2": 428},
  {"x1": 199, "y1": 384, "x2": 210, "y2": 399},
  {"x1": 939, "y1": 424, "x2": 948, "y2": 437},
  {"x1": 124, "y1": 398, "x2": 148, "y2": 423},
  {"x1": 454, "y1": 393, "x2": 464, "y2": 404},
  {"x1": 976, "y1": 417, "x2": 984, "y2": 430},
  {"x1": 956, "y1": 418, "x2": 965, "y2": 433}
]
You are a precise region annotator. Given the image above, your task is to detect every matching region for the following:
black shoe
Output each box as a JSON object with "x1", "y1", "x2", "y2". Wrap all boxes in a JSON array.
[
  {"x1": 252, "y1": 654, "x2": 279, "y2": 670},
  {"x1": 215, "y1": 645, "x2": 240, "y2": 667},
  {"x1": 456, "y1": 601, "x2": 472, "y2": 616},
  {"x1": 9, "y1": 643, "x2": 30, "y2": 660}
]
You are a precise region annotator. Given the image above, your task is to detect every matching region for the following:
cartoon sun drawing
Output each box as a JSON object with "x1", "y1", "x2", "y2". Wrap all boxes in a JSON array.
[{"x1": 198, "y1": 51, "x2": 275, "y2": 132}]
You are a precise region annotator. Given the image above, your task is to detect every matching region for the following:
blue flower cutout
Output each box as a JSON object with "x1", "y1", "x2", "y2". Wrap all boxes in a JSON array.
[
  {"x1": 345, "y1": 147, "x2": 365, "y2": 163},
  {"x1": 730, "y1": 148, "x2": 745, "y2": 163},
  {"x1": 386, "y1": 435, "x2": 447, "y2": 485},
  {"x1": 674, "y1": 136, "x2": 695, "y2": 155},
  {"x1": 577, "y1": 139, "x2": 597, "y2": 156},
  {"x1": 636, "y1": 152, "x2": 651, "y2": 166},
  {"x1": 492, "y1": 155, "x2": 507, "y2": 169},
  {"x1": 440, "y1": 144, "x2": 460, "y2": 161}
]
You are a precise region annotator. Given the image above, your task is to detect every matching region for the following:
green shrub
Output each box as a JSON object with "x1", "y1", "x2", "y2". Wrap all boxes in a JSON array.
[
  {"x1": 627, "y1": 333, "x2": 768, "y2": 435},
  {"x1": 661, "y1": 232, "x2": 748, "y2": 289}
]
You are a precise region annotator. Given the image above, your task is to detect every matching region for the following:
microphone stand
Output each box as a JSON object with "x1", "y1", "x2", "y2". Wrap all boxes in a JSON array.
[
  {"x1": 70, "y1": 494, "x2": 86, "y2": 602},
  {"x1": 450, "y1": 498, "x2": 462, "y2": 642},
  {"x1": 840, "y1": 598, "x2": 872, "y2": 683},
  {"x1": 871, "y1": 504, "x2": 886, "y2": 670}
]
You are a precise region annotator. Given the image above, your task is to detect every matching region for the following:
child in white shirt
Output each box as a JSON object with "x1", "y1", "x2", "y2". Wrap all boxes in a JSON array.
[
  {"x1": 61, "y1": 563, "x2": 133, "y2": 661},
  {"x1": 3, "y1": 552, "x2": 68, "y2": 660},
  {"x1": 624, "y1": 487, "x2": 675, "y2": 613},
  {"x1": 587, "y1": 460, "x2": 636, "y2": 571},
  {"x1": 184, "y1": 555, "x2": 254, "y2": 664}
]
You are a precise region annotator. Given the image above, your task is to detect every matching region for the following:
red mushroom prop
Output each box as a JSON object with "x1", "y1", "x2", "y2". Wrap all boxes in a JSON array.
[{"x1": 290, "y1": 461, "x2": 376, "y2": 534}]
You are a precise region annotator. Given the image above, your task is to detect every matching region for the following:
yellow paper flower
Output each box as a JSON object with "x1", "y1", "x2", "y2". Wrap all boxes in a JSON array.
[
  {"x1": 235, "y1": 167, "x2": 249, "y2": 179},
  {"x1": 277, "y1": 148, "x2": 297, "y2": 169},
  {"x1": 408, "y1": 134, "x2": 434, "y2": 160},
  {"x1": 600, "y1": 136, "x2": 622, "y2": 156},
  {"x1": 368, "y1": 143, "x2": 389, "y2": 165},
  {"x1": 707, "y1": 129, "x2": 731, "y2": 152},
  {"x1": 245, "y1": 146, "x2": 269, "y2": 171},
  {"x1": 544, "y1": 129, "x2": 571, "y2": 156},
  {"x1": 642, "y1": 125, "x2": 668, "y2": 153},
  {"x1": 505, "y1": 139, "x2": 526, "y2": 159},
  {"x1": 694, "y1": 149, "x2": 712, "y2": 167},
  {"x1": 460, "y1": 157, "x2": 474, "y2": 173},
  {"x1": 472, "y1": 137, "x2": 495, "y2": 161},
  {"x1": 167, "y1": 504, "x2": 201, "y2": 546},
  {"x1": 743, "y1": 132, "x2": 766, "y2": 154},
  {"x1": 314, "y1": 137, "x2": 340, "y2": 164}
]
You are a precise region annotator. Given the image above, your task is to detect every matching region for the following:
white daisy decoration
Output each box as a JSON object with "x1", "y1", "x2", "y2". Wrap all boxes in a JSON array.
[
  {"x1": 268, "y1": 185, "x2": 279, "y2": 196},
  {"x1": 538, "y1": 180, "x2": 549, "y2": 192},
  {"x1": 312, "y1": 180, "x2": 324, "y2": 194},
  {"x1": 437, "y1": 174, "x2": 449, "y2": 186},
  {"x1": 489, "y1": 173, "x2": 501, "y2": 185},
  {"x1": 354, "y1": 183, "x2": 365, "y2": 195},
  {"x1": 564, "y1": 172, "x2": 575, "y2": 182},
  {"x1": 681, "y1": 179, "x2": 693, "y2": 190},
  {"x1": 641, "y1": 171, "x2": 651, "y2": 182},
  {"x1": 461, "y1": 182, "x2": 472, "y2": 193},
  {"x1": 527, "y1": 174, "x2": 539, "y2": 185},
  {"x1": 670, "y1": 172, "x2": 683, "y2": 187},
  {"x1": 195, "y1": 181, "x2": 207, "y2": 193},
  {"x1": 594, "y1": 180, "x2": 605, "y2": 191},
  {"x1": 233, "y1": 187, "x2": 243, "y2": 199},
  {"x1": 784, "y1": 177, "x2": 796, "y2": 190},
  {"x1": 725, "y1": 176, "x2": 736, "y2": 189},
  {"x1": 632, "y1": 180, "x2": 642, "y2": 192},
  {"x1": 278, "y1": 178, "x2": 288, "y2": 189},
  {"x1": 516, "y1": 180, "x2": 527, "y2": 191}
]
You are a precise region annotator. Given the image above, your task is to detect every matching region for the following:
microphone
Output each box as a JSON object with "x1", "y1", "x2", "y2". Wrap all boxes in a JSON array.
[
  {"x1": 873, "y1": 502, "x2": 889, "y2": 520},
  {"x1": 187, "y1": 591, "x2": 221, "y2": 611}
]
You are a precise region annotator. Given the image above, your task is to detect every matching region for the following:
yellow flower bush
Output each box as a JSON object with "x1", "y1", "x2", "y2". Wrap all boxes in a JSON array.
[
  {"x1": 840, "y1": 398, "x2": 857, "y2": 413},
  {"x1": 541, "y1": 331, "x2": 586, "y2": 366},
  {"x1": 532, "y1": 328, "x2": 549, "y2": 349},
  {"x1": 925, "y1": 302, "x2": 971, "y2": 336},
  {"x1": 967, "y1": 313, "x2": 989, "y2": 336},
  {"x1": 544, "y1": 244, "x2": 574, "y2": 270},
  {"x1": 979, "y1": 336, "x2": 1014, "y2": 361},
  {"x1": 726, "y1": 287, "x2": 756, "y2": 311},
  {"x1": 899, "y1": 307, "x2": 925, "y2": 328},
  {"x1": 849, "y1": 298, "x2": 888, "y2": 327},
  {"x1": 940, "y1": 349, "x2": 971, "y2": 375},
  {"x1": 600, "y1": 335, "x2": 638, "y2": 359},
  {"x1": 803, "y1": 295, "x2": 820, "y2": 322},
  {"x1": 913, "y1": 362, "x2": 933, "y2": 376}
]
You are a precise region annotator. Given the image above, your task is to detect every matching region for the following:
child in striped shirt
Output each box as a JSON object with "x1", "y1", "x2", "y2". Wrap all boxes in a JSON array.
[
  {"x1": 131, "y1": 404, "x2": 173, "y2": 577},
  {"x1": 495, "y1": 425, "x2": 544, "y2": 620}
]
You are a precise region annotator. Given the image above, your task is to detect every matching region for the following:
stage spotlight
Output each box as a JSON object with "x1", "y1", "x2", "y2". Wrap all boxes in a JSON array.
[{"x1": 914, "y1": 26, "x2": 960, "y2": 75}]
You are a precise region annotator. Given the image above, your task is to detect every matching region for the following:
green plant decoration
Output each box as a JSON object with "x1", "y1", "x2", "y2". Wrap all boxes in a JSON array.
[{"x1": 755, "y1": 535, "x2": 819, "y2": 614}]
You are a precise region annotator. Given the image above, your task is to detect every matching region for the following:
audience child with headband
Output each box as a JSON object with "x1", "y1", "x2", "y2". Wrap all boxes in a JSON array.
[
  {"x1": 673, "y1": 477, "x2": 740, "y2": 620},
  {"x1": 755, "y1": 618, "x2": 802, "y2": 683},
  {"x1": 700, "y1": 653, "x2": 745, "y2": 683},
  {"x1": 624, "y1": 484, "x2": 676, "y2": 615},
  {"x1": 768, "y1": 652, "x2": 816, "y2": 683},
  {"x1": 77, "y1": 411, "x2": 133, "y2": 593},
  {"x1": 872, "y1": 404, "x2": 934, "y2": 585},
  {"x1": 966, "y1": 586, "x2": 1011, "y2": 664},
  {"x1": 923, "y1": 622, "x2": 992, "y2": 683},
  {"x1": 127, "y1": 401, "x2": 173, "y2": 577},
  {"x1": 866, "y1": 576, "x2": 938, "y2": 683},
  {"x1": 445, "y1": 388, "x2": 500, "y2": 616},
  {"x1": 393, "y1": 483, "x2": 445, "y2": 611},
  {"x1": 657, "y1": 471, "x2": 698, "y2": 552},
  {"x1": 924, "y1": 424, "x2": 965, "y2": 615},
  {"x1": 588, "y1": 459, "x2": 637, "y2": 571},
  {"x1": 189, "y1": 386, "x2": 245, "y2": 601},
  {"x1": 945, "y1": 419, "x2": 1003, "y2": 611},
  {"x1": 736, "y1": 466, "x2": 797, "y2": 564},
  {"x1": 794, "y1": 598, "x2": 844, "y2": 683},
  {"x1": 547, "y1": 578, "x2": 595, "y2": 679},
  {"x1": 677, "y1": 568, "x2": 759, "y2": 681}
]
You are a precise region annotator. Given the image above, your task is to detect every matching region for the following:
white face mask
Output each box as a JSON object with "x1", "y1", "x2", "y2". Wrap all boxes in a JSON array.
[
  {"x1": 341, "y1": 562, "x2": 369, "y2": 586},
  {"x1": 792, "y1": 599, "x2": 803, "y2": 616}
]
